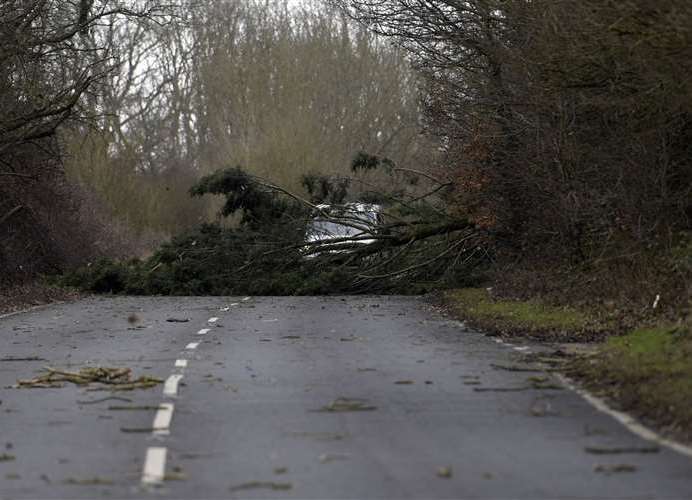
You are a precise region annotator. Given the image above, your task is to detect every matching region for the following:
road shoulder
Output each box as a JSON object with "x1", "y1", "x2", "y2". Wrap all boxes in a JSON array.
[
  {"x1": 0, "y1": 282, "x2": 80, "y2": 316},
  {"x1": 438, "y1": 288, "x2": 692, "y2": 448}
]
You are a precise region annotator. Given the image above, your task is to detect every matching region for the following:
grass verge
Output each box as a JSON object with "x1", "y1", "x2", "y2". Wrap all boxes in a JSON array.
[
  {"x1": 442, "y1": 288, "x2": 607, "y2": 342},
  {"x1": 567, "y1": 326, "x2": 692, "y2": 442}
]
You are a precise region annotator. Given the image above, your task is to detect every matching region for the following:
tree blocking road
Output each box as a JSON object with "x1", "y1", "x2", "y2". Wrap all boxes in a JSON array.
[{"x1": 0, "y1": 296, "x2": 690, "y2": 499}]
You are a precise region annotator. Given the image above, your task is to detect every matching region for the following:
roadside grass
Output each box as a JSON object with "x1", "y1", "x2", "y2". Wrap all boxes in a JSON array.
[
  {"x1": 568, "y1": 326, "x2": 692, "y2": 441},
  {"x1": 442, "y1": 288, "x2": 607, "y2": 341}
]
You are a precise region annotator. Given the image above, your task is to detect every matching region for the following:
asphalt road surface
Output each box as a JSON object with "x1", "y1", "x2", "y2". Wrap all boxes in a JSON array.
[{"x1": 1, "y1": 296, "x2": 691, "y2": 499}]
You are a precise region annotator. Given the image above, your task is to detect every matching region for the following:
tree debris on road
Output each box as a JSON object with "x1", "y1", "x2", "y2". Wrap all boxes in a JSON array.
[
  {"x1": 316, "y1": 397, "x2": 377, "y2": 412},
  {"x1": 585, "y1": 446, "x2": 659, "y2": 455},
  {"x1": 0, "y1": 356, "x2": 46, "y2": 362},
  {"x1": 15, "y1": 367, "x2": 162, "y2": 390},
  {"x1": 63, "y1": 476, "x2": 114, "y2": 485},
  {"x1": 318, "y1": 453, "x2": 350, "y2": 464},
  {"x1": 229, "y1": 481, "x2": 293, "y2": 492},
  {"x1": 437, "y1": 466, "x2": 453, "y2": 479},
  {"x1": 594, "y1": 464, "x2": 637, "y2": 475}
]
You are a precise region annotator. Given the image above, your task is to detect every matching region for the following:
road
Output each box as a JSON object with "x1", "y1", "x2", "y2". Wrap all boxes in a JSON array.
[{"x1": 0, "y1": 296, "x2": 690, "y2": 499}]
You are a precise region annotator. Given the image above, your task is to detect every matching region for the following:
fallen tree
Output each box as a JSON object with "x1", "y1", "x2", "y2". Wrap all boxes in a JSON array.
[{"x1": 63, "y1": 156, "x2": 489, "y2": 295}]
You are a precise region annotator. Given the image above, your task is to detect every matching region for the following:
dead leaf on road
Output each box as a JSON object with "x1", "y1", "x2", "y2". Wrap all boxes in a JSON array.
[
  {"x1": 63, "y1": 477, "x2": 113, "y2": 485},
  {"x1": 318, "y1": 453, "x2": 350, "y2": 464},
  {"x1": 316, "y1": 397, "x2": 377, "y2": 412},
  {"x1": 437, "y1": 466, "x2": 453, "y2": 478},
  {"x1": 229, "y1": 481, "x2": 293, "y2": 492},
  {"x1": 594, "y1": 464, "x2": 637, "y2": 475},
  {"x1": 288, "y1": 431, "x2": 348, "y2": 441}
]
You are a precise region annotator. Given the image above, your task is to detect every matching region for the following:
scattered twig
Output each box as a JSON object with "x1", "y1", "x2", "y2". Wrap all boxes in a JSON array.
[
  {"x1": 473, "y1": 387, "x2": 528, "y2": 392},
  {"x1": 108, "y1": 405, "x2": 165, "y2": 411},
  {"x1": 585, "y1": 446, "x2": 659, "y2": 455},
  {"x1": 0, "y1": 356, "x2": 46, "y2": 362},
  {"x1": 229, "y1": 481, "x2": 293, "y2": 492},
  {"x1": 315, "y1": 397, "x2": 377, "y2": 412},
  {"x1": 490, "y1": 363, "x2": 544, "y2": 372},
  {"x1": 77, "y1": 396, "x2": 133, "y2": 405}
]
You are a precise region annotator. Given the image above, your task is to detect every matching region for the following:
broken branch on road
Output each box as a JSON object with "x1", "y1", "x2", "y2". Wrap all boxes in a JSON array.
[{"x1": 15, "y1": 366, "x2": 162, "y2": 390}]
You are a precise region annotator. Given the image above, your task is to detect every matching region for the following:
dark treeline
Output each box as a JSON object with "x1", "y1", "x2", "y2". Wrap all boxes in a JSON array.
[{"x1": 335, "y1": 0, "x2": 691, "y2": 305}]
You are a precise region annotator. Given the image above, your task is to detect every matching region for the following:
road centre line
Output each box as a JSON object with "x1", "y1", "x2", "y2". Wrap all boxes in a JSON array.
[
  {"x1": 142, "y1": 316, "x2": 217, "y2": 488},
  {"x1": 163, "y1": 374, "x2": 183, "y2": 397},
  {"x1": 152, "y1": 403, "x2": 174, "y2": 436},
  {"x1": 142, "y1": 447, "x2": 167, "y2": 485}
]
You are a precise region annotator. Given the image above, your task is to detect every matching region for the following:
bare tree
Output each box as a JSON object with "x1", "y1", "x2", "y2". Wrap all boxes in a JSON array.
[{"x1": 0, "y1": 0, "x2": 176, "y2": 281}]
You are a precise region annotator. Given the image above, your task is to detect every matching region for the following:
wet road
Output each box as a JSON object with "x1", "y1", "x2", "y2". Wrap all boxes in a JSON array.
[{"x1": 0, "y1": 296, "x2": 691, "y2": 499}]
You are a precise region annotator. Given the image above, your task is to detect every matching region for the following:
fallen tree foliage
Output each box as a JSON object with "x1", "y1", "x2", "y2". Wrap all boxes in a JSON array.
[{"x1": 61, "y1": 162, "x2": 490, "y2": 295}]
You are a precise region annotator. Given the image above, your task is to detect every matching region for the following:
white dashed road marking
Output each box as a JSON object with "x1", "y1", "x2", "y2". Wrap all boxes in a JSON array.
[
  {"x1": 141, "y1": 313, "x2": 219, "y2": 486},
  {"x1": 242, "y1": 296, "x2": 251, "y2": 301},
  {"x1": 163, "y1": 374, "x2": 183, "y2": 397},
  {"x1": 142, "y1": 447, "x2": 167, "y2": 485},
  {"x1": 152, "y1": 403, "x2": 174, "y2": 436}
]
